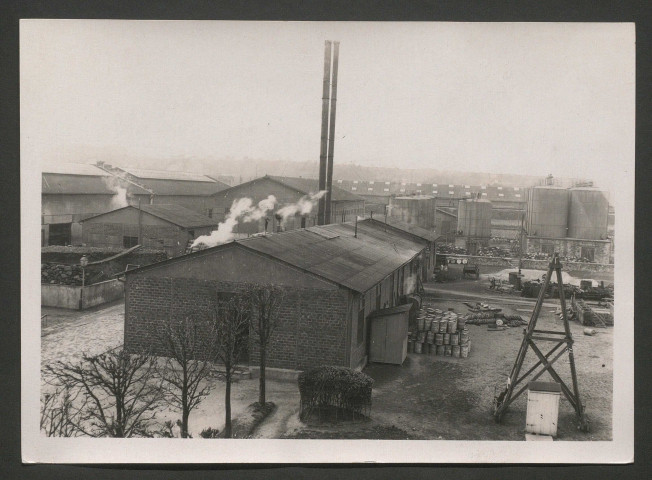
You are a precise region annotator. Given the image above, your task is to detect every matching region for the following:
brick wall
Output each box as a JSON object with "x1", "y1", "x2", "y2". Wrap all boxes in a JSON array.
[{"x1": 125, "y1": 274, "x2": 350, "y2": 370}]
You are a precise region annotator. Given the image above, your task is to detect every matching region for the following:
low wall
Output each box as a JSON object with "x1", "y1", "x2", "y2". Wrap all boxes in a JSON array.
[
  {"x1": 443, "y1": 255, "x2": 614, "y2": 274},
  {"x1": 41, "y1": 279, "x2": 124, "y2": 310}
]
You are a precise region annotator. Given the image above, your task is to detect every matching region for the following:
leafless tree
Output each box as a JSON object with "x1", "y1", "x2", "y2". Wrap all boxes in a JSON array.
[
  {"x1": 43, "y1": 349, "x2": 165, "y2": 437},
  {"x1": 157, "y1": 316, "x2": 219, "y2": 438},
  {"x1": 40, "y1": 387, "x2": 86, "y2": 437},
  {"x1": 211, "y1": 294, "x2": 250, "y2": 438},
  {"x1": 247, "y1": 283, "x2": 286, "y2": 405}
]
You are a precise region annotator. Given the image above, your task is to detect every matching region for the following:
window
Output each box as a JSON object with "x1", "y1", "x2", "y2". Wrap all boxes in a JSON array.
[
  {"x1": 498, "y1": 186, "x2": 503, "y2": 190},
  {"x1": 465, "y1": 192, "x2": 471, "y2": 196},
  {"x1": 353, "y1": 180, "x2": 358, "y2": 184},
  {"x1": 541, "y1": 244, "x2": 555, "y2": 255},
  {"x1": 498, "y1": 193, "x2": 504, "y2": 197},
  {"x1": 400, "y1": 188, "x2": 405, "y2": 192},
  {"x1": 337, "y1": 179, "x2": 342, "y2": 183},
  {"x1": 357, "y1": 297, "x2": 365, "y2": 345},
  {"x1": 449, "y1": 191, "x2": 454, "y2": 195},
  {"x1": 416, "y1": 183, "x2": 422, "y2": 186},
  {"x1": 464, "y1": 185, "x2": 470, "y2": 188},
  {"x1": 448, "y1": 184, "x2": 454, "y2": 187},
  {"x1": 207, "y1": 208, "x2": 213, "y2": 218},
  {"x1": 432, "y1": 183, "x2": 437, "y2": 187},
  {"x1": 352, "y1": 187, "x2": 357, "y2": 191},
  {"x1": 370, "y1": 181, "x2": 374, "y2": 184},
  {"x1": 224, "y1": 207, "x2": 230, "y2": 214},
  {"x1": 514, "y1": 187, "x2": 520, "y2": 191},
  {"x1": 385, "y1": 181, "x2": 390, "y2": 185},
  {"x1": 384, "y1": 188, "x2": 389, "y2": 192},
  {"x1": 368, "y1": 187, "x2": 373, "y2": 191},
  {"x1": 123, "y1": 235, "x2": 138, "y2": 248},
  {"x1": 515, "y1": 194, "x2": 521, "y2": 198},
  {"x1": 433, "y1": 190, "x2": 437, "y2": 194},
  {"x1": 417, "y1": 189, "x2": 422, "y2": 193},
  {"x1": 481, "y1": 185, "x2": 487, "y2": 189},
  {"x1": 375, "y1": 284, "x2": 381, "y2": 311},
  {"x1": 581, "y1": 246, "x2": 595, "y2": 262},
  {"x1": 482, "y1": 192, "x2": 487, "y2": 196},
  {"x1": 300, "y1": 217, "x2": 306, "y2": 229}
]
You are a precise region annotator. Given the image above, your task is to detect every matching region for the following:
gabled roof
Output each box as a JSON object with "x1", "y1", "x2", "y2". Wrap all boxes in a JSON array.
[
  {"x1": 362, "y1": 217, "x2": 437, "y2": 242},
  {"x1": 81, "y1": 204, "x2": 217, "y2": 229},
  {"x1": 42, "y1": 165, "x2": 116, "y2": 195},
  {"x1": 126, "y1": 222, "x2": 423, "y2": 293},
  {"x1": 118, "y1": 167, "x2": 230, "y2": 196},
  {"x1": 266, "y1": 175, "x2": 365, "y2": 202}
]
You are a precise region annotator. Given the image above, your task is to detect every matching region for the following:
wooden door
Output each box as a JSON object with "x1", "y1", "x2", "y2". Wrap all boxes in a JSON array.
[{"x1": 369, "y1": 317, "x2": 387, "y2": 363}]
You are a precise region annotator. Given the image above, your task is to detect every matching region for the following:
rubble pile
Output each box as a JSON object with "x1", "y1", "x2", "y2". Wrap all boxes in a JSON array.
[
  {"x1": 435, "y1": 243, "x2": 468, "y2": 255},
  {"x1": 41, "y1": 263, "x2": 89, "y2": 286}
]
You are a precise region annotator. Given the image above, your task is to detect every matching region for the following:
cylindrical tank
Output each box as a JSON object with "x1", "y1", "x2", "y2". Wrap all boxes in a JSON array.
[
  {"x1": 526, "y1": 186, "x2": 569, "y2": 238},
  {"x1": 456, "y1": 199, "x2": 492, "y2": 238},
  {"x1": 567, "y1": 188, "x2": 609, "y2": 240},
  {"x1": 388, "y1": 196, "x2": 436, "y2": 229}
]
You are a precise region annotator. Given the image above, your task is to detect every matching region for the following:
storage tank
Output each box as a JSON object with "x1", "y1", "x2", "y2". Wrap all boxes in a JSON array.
[
  {"x1": 457, "y1": 198, "x2": 492, "y2": 239},
  {"x1": 567, "y1": 187, "x2": 609, "y2": 240},
  {"x1": 388, "y1": 196, "x2": 435, "y2": 230},
  {"x1": 526, "y1": 186, "x2": 569, "y2": 238}
]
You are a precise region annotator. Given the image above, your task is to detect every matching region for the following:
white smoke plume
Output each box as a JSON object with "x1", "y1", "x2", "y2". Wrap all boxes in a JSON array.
[
  {"x1": 102, "y1": 176, "x2": 130, "y2": 208},
  {"x1": 405, "y1": 274, "x2": 417, "y2": 294},
  {"x1": 191, "y1": 195, "x2": 277, "y2": 249},
  {"x1": 276, "y1": 190, "x2": 328, "y2": 223}
]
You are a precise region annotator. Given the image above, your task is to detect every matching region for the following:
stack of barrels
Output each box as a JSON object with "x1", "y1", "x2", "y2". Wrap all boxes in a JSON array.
[{"x1": 408, "y1": 307, "x2": 472, "y2": 358}]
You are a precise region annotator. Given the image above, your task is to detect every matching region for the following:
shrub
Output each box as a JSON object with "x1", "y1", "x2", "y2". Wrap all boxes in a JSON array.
[
  {"x1": 199, "y1": 427, "x2": 220, "y2": 438},
  {"x1": 298, "y1": 366, "x2": 373, "y2": 421}
]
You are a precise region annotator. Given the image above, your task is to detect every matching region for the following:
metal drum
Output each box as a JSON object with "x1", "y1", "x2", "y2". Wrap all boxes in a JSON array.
[
  {"x1": 450, "y1": 333, "x2": 459, "y2": 346},
  {"x1": 443, "y1": 333, "x2": 450, "y2": 345},
  {"x1": 444, "y1": 345, "x2": 452, "y2": 356},
  {"x1": 436, "y1": 345, "x2": 445, "y2": 355},
  {"x1": 426, "y1": 331, "x2": 434, "y2": 344},
  {"x1": 414, "y1": 342, "x2": 423, "y2": 354},
  {"x1": 417, "y1": 331, "x2": 426, "y2": 343},
  {"x1": 425, "y1": 317, "x2": 433, "y2": 332},
  {"x1": 438, "y1": 319, "x2": 448, "y2": 333},
  {"x1": 435, "y1": 333, "x2": 443, "y2": 345},
  {"x1": 452, "y1": 345, "x2": 461, "y2": 358},
  {"x1": 457, "y1": 317, "x2": 467, "y2": 330},
  {"x1": 407, "y1": 340, "x2": 414, "y2": 353},
  {"x1": 460, "y1": 344, "x2": 469, "y2": 358},
  {"x1": 431, "y1": 318, "x2": 441, "y2": 332},
  {"x1": 460, "y1": 329, "x2": 469, "y2": 345},
  {"x1": 417, "y1": 317, "x2": 426, "y2": 332},
  {"x1": 448, "y1": 319, "x2": 457, "y2": 334}
]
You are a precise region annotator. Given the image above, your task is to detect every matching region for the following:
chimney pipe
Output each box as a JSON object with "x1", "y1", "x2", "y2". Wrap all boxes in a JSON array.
[
  {"x1": 324, "y1": 41, "x2": 339, "y2": 225},
  {"x1": 317, "y1": 41, "x2": 332, "y2": 226}
]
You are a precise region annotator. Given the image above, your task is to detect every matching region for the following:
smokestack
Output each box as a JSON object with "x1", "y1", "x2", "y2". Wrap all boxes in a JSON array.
[
  {"x1": 317, "y1": 41, "x2": 332, "y2": 226},
  {"x1": 324, "y1": 41, "x2": 339, "y2": 226}
]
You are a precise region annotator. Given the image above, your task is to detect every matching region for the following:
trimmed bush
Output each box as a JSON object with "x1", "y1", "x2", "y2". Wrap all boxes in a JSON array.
[{"x1": 298, "y1": 366, "x2": 373, "y2": 421}]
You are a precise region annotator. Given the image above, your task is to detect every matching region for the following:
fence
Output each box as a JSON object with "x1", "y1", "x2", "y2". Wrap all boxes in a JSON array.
[{"x1": 41, "y1": 279, "x2": 124, "y2": 310}]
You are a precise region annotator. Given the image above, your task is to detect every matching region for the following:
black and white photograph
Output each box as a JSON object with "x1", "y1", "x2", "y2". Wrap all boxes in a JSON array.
[{"x1": 20, "y1": 20, "x2": 634, "y2": 463}]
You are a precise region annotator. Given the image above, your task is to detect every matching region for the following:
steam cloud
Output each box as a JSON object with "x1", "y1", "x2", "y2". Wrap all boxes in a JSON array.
[
  {"x1": 191, "y1": 190, "x2": 328, "y2": 250},
  {"x1": 276, "y1": 190, "x2": 327, "y2": 224},
  {"x1": 192, "y1": 195, "x2": 277, "y2": 248},
  {"x1": 102, "y1": 177, "x2": 130, "y2": 208}
]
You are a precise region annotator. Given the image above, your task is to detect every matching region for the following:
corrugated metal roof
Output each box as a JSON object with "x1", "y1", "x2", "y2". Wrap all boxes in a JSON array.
[
  {"x1": 236, "y1": 225, "x2": 421, "y2": 292},
  {"x1": 42, "y1": 163, "x2": 110, "y2": 176},
  {"x1": 82, "y1": 204, "x2": 217, "y2": 229},
  {"x1": 119, "y1": 168, "x2": 230, "y2": 196},
  {"x1": 268, "y1": 175, "x2": 365, "y2": 203},
  {"x1": 42, "y1": 173, "x2": 116, "y2": 195},
  {"x1": 363, "y1": 217, "x2": 437, "y2": 242},
  {"x1": 121, "y1": 167, "x2": 217, "y2": 182}
]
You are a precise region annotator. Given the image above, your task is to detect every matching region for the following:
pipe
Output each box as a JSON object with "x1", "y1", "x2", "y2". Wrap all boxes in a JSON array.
[
  {"x1": 317, "y1": 41, "x2": 332, "y2": 226},
  {"x1": 324, "y1": 41, "x2": 339, "y2": 225}
]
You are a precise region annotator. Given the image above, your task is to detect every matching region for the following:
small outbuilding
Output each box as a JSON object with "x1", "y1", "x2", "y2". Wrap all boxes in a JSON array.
[
  {"x1": 368, "y1": 304, "x2": 412, "y2": 365},
  {"x1": 80, "y1": 204, "x2": 217, "y2": 258}
]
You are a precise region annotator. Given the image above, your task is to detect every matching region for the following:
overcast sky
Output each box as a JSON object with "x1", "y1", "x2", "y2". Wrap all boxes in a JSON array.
[{"x1": 21, "y1": 21, "x2": 634, "y2": 189}]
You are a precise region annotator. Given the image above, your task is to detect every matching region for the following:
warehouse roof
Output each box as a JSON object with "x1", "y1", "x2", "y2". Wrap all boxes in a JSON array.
[
  {"x1": 42, "y1": 164, "x2": 116, "y2": 195},
  {"x1": 362, "y1": 217, "x2": 437, "y2": 242},
  {"x1": 119, "y1": 167, "x2": 230, "y2": 196},
  {"x1": 266, "y1": 175, "x2": 365, "y2": 202},
  {"x1": 126, "y1": 222, "x2": 424, "y2": 293},
  {"x1": 81, "y1": 204, "x2": 217, "y2": 229}
]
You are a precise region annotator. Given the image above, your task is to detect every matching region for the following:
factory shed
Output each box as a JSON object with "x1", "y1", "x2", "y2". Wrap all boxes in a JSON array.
[
  {"x1": 81, "y1": 204, "x2": 217, "y2": 258},
  {"x1": 210, "y1": 175, "x2": 365, "y2": 234},
  {"x1": 42, "y1": 163, "x2": 118, "y2": 246},
  {"x1": 96, "y1": 164, "x2": 230, "y2": 216},
  {"x1": 123, "y1": 224, "x2": 425, "y2": 372}
]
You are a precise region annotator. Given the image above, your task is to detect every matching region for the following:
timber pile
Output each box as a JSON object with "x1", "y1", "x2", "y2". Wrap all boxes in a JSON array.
[
  {"x1": 408, "y1": 307, "x2": 471, "y2": 358},
  {"x1": 41, "y1": 263, "x2": 88, "y2": 286}
]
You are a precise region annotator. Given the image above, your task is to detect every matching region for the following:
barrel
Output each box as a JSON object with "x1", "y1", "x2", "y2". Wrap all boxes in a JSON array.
[
  {"x1": 451, "y1": 333, "x2": 459, "y2": 346},
  {"x1": 407, "y1": 340, "x2": 414, "y2": 353},
  {"x1": 414, "y1": 342, "x2": 423, "y2": 354},
  {"x1": 425, "y1": 317, "x2": 433, "y2": 331},
  {"x1": 426, "y1": 331, "x2": 435, "y2": 344},
  {"x1": 428, "y1": 344, "x2": 435, "y2": 354},
  {"x1": 443, "y1": 333, "x2": 450, "y2": 345},
  {"x1": 436, "y1": 345, "x2": 445, "y2": 356},
  {"x1": 444, "y1": 345, "x2": 452, "y2": 356},
  {"x1": 431, "y1": 318, "x2": 440, "y2": 332},
  {"x1": 457, "y1": 317, "x2": 467, "y2": 330},
  {"x1": 459, "y1": 329, "x2": 469, "y2": 345},
  {"x1": 448, "y1": 319, "x2": 457, "y2": 334},
  {"x1": 417, "y1": 331, "x2": 426, "y2": 343},
  {"x1": 435, "y1": 333, "x2": 443, "y2": 345},
  {"x1": 439, "y1": 319, "x2": 448, "y2": 333},
  {"x1": 418, "y1": 317, "x2": 426, "y2": 332},
  {"x1": 460, "y1": 344, "x2": 469, "y2": 358},
  {"x1": 452, "y1": 345, "x2": 461, "y2": 358}
]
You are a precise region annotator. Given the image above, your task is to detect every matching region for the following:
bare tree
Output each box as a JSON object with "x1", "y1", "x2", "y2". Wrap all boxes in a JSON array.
[
  {"x1": 247, "y1": 283, "x2": 285, "y2": 406},
  {"x1": 211, "y1": 293, "x2": 250, "y2": 438},
  {"x1": 43, "y1": 349, "x2": 165, "y2": 437},
  {"x1": 157, "y1": 316, "x2": 218, "y2": 438},
  {"x1": 40, "y1": 387, "x2": 86, "y2": 437}
]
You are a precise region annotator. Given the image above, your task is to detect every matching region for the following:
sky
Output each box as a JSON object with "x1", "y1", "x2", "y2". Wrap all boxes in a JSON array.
[{"x1": 20, "y1": 21, "x2": 634, "y2": 189}]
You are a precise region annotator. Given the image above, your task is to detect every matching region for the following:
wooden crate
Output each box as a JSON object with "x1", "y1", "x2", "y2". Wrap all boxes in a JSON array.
[{"x1": 526, "y1": 382, "x2": 561, "y2": 437}]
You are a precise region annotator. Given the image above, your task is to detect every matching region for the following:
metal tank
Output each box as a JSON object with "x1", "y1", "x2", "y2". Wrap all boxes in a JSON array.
[
  {"x1": 457, "y1": 198, "x2": 492, "y2": 239},
  {"x1": 526, "y1": 186, "x2": 569, "y2": 238},
  {"x1": 388, "y1": 196, "x2": 436, "y2": 230},
  {"x1": 567, "y1": 187, "x2": 609, "y2": 240}
]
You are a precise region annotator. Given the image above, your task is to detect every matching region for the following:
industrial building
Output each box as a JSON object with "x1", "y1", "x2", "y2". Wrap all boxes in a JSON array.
[
  {"x1": 94, "y1": 163, "x2": 229, "y2": 216},
  {"x1": 387, "y1": 195, "x2": 436, "y2": 231},
  {"x1": 210, "y1": 175, "x2": 365, "y2": 235},
  {"x1": 81, "y1": 204, "x2": 217, "y2": 258},
  {"x1": 122, "y1": 221, "x2": 427, "y2": 372},
  {"x1": 42, "y1": 163, "x2": 119, "y2": 246},
  {"x1": 524, "y1": 186, "x2": 612, "y2": 264}
]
